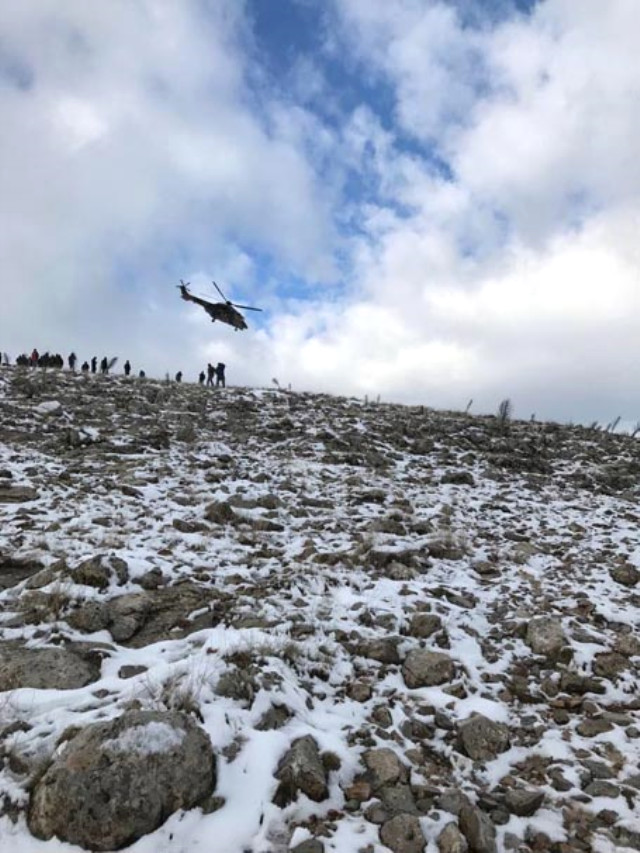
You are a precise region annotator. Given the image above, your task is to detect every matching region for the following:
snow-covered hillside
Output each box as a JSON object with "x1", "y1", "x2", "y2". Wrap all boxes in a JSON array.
[{"x1": 0, "y1": 367, "x2": 638, "y2": 853}]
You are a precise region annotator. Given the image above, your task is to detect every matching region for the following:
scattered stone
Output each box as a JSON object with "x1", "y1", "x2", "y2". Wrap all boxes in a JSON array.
[
  {"x1": 457, "y1": 714, "x2": 510, "y2": 761},
  {"x1": 361, "y1": 637, "x2": 402, "y2": 664},
  {"x1": 526, "y1": 617, "x2": 566, "y2": 657},
  {"x1": 609, "y1": 563, "x2": 639, "y2": 588},
  {"x1": 203, "y1": 501, "x2": 237, "y2": 524},
  {"x1": 576, "y1": 718, "x2": 614, "y2": 737},
  {"x1": 438, "y1": 822, "x2": 469, "y2": 853},
  {"x1": 440, "y1": 471, "x2": 475, "y2": 486},
  {"x1": 291, "y1": 840, "x2": 324, "y2": 853},
  {"x1": 407, "y1": 613, "x2": 442, "y2": 639},
  {"x1": 273, "y1": 736, "x2": 328, "y2": 806},
  {"x1": 379, "y1": 813, "x2": 426, "y2": 853},
  {"x1": 459, "y1": 803, "x2": 497, "y2": 853},
  {"x1": 402, "y1": 650, "x2": 455, "y2": 688},
  {"x1": 363, "y1": 748, "x2": 406, "y2": 791},
  {"x1": 504, "y1": 788, "x2": 545, "y2": 817},
  {"x1": 28, "y1": 711, "x2": 215, "y2": 850},
  {"x1": 592, "y1": 652, "x2": 628, "y2": 679},
  {"x1": 67, "y1": 600, "x2": 110, "y2": 633},
  {"x1": 0, "y1": 485, "x2": 38, "y2": 503},
  {"x1": 138, "y1": 568, "x2": 166, "y2": 590}
]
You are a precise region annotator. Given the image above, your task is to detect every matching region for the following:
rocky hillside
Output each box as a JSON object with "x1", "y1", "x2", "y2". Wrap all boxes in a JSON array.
[{"x1": 0, "y1": 366, "x2": 639, "y2": 853}]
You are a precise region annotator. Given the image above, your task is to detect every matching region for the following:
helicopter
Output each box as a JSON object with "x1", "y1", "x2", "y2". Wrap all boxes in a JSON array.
[{"x1": 177, "y1": 280, "x2": 262, "y2": 331}]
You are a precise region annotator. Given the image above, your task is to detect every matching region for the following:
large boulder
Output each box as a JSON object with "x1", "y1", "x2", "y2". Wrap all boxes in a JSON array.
[
  {"x1": 28, "y1": 711, "x2": 215, "y2": 851},
  {"x1": 0, "y1": 645, "x2": 101, "y2": 691}
]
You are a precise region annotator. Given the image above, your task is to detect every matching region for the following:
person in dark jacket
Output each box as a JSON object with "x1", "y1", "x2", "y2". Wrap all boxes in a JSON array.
[
  {"x1": 81, "y1": 361, "x2": 89, "y2": 373},
  {"x1": 175, "y1": 371, "x2": 182, "y2": 383},
  {"x1": 91, "y1": 356, "x2": 97, "y2": 374},
  {"x1": 206, "y1": 363, "x2": 215, "y2": 387},
  {"x1": 100, "y1": 356, "x2": 108, "y2": 375},
  {"x1": 198, "y1": 371, "x2": 205, "y2": 385},
  {"x1": 68, "y1": 352, "x2": 77, "y2": 371},
  {"x1": 124, "y1": 360, "x2": 131, "y2": 377},
  {"x1": 215, "y1": 363, "x2": 226, "y2": 388}
]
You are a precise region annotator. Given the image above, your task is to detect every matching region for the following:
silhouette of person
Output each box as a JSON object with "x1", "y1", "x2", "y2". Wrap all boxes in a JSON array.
[
  {"x1": 68, "y1": 352, "x2": 77, "y2": 371},
  {"x1": 124, "y1": 360, "x2": 131, "y2": 377},
  {"x1": 81, "y1": 361, "x2": 89, "y2": 373},
  {"x1": 175, "y1": 371, "x2": 182, "y2": 383},
  {"x1": 215, "y1": 362, "x2": 226, "y2": 388},
  {"x1": 100, "y1": 356, "x2": 108, "y2": 375},
  {"x1": 198, "y1": 371, "x2": 205, "y2": 385},
  {"x1": 139, "y1": 369, "x2": 146, "y2": 378},
  {"x1": 91, "y1": 356, "x2": 97, "y2": 374},
  {"x1": 206, "y1": 363, "x2": 215, "y2": 387}
]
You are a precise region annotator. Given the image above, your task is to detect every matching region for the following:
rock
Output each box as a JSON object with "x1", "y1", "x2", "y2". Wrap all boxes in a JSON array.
[
  {"x1": 437, "y1": 788, "x2": 472, "y2": 816},
  {"x1": 457, "y1": 714, "x2": 510, "y2": 761},
  {"x1": 459, "y1": 804, "x2": 497, "y2": 853},
  {"x1": 215, "y1": 668, "x2": 256, "y2": 704},
  {"x1": 379, "y1": 814, "x2": 426, "y2": 853},
  {"x1": 273, "y1": 736, "x2": 328, "y2": 806},
  {"x1": 118, "y1": 665, "x2": 148, "y2": 679},
  {"x1": 576, "y1": 718, "x2": 614, "y2": 737},
  {"x1": 72, "y1": 555, "x2": 129, "y2": 589},
  {"x1": 0, "y1": 645, "x2": 101, "y2": 690},
  {"x1": 291, "y1": 840, "x2": 324, "y2": 853},
  {"x1": 203, "y1": 501, "x2": 237, "y2": 524},
  {"x1": 504, "y1": 788, "x2": 545, "y2": 816},
  {"x1": 402, "y1": 650, "x2": 454, "y2": 688},
  {"x1": 361, "y1": 637, "x2": 402, "y2": 664},
  {"x1": 440, "y1": 471, "x2": 475, "y2": 486},
  {"x1": 583, "y1": 781, "x2": 619, "y2": 797},
  {"x1": 378, "y1": 784, "x2": 419, "y2": 816},
  {"x1": 67, "y1": 600, "x2": 110, "y2": 633},
  {"x1": 106, "y1": 593, "x2": 151, "y2": 642},
  {"x1": 28, "y1": 711, "x2": 215, "y2": 850},
  {"x1": 592, "y1": 652, "x2": 628, "y2": 679},
  {"x1": 438, "y1": 822, "x2": 469, "y2": 853},
  {"x1": 0, "y1": 485, "x2": 38, "y2": 503},
  {"x1": 525, "y1": 617, "x2": 566, "y2": 657},
  {"x1": 363, "y1": 748, "x2": 407, "y2": 791},
  {"x1": 255, "y1": 704, "x2": 291, "y2": 731},
  {"x1": 609, "y1": 563, "x2": 639, "y2": 587},
  {"x1": 407, "y1": 613, "x2": 442, "y2": 639},
  {"x1": 138, "y1": 568, "x2": 166, "y2": 590}
]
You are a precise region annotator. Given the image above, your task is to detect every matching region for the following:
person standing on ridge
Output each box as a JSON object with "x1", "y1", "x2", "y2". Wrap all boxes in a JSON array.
[
  {"x1": 68, "y1": 352, "x2": 77, "y2": 371},
  {"x1": 175, "y1": 371, "x2": 182, "y2": 383},
  {"x1": 206, "y1": 363, "x2": 215, "y2": 387},
  {"x1": 124, "y1": 360, "x2": 131, "y2": 377},
  {"x1": 198, "y1": 371, "x2": 205, "y2": 385},
  {"x1": 215, "y1": 362, "x2": 226, "y2": 388},
  {"x1": 91, "y1": 356, "x2": 97, "y2": 374}
]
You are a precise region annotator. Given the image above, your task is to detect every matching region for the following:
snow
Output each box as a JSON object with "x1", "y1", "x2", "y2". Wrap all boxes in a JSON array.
[
  {"x1": 0, "y1": 368, "x2": 639, "y2": 852},
  {"x1": 102, "y1": 722, "x2": 186, "y2": 756}
]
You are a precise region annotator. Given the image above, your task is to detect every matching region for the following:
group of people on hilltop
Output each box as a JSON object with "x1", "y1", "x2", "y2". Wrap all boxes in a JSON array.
[{"x1": 5, "y1": 348, "x2": 227, "y2": 388}]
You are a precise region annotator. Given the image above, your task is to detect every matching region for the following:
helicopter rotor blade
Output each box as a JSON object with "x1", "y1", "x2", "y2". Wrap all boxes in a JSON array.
[
  {"x1": 231, "y1": 303, "x2": 262, "y2": 312},
  {"x1": 212, "y1": 281, "x2": 228, "y2": 302}
]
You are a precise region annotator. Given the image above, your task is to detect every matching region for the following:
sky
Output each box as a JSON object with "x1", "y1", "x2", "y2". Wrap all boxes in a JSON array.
[{"x1": 1, "y1": 0, "x2": 639, "y2": 424}]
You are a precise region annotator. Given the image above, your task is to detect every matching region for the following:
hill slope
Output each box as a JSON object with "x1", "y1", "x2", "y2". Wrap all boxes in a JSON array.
[{"x1": 0, "y1": 367, "x2": 639, "y2": 853}]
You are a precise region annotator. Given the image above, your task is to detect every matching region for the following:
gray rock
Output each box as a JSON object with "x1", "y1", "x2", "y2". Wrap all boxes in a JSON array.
[
  {"x1": 0, "y1": 645, "x2": 101, "y2": 691},
  {"x1": 291, "y1": 840, "x2": 324, "y2": 853},
  {"x1": 106, "y1": 593, "x2": 151, "y2": 642},
  {"x1": 525, "y1": 617, "x2": 566, "y2": 657},
  {"x1": 504, "y1": 787, "x2": 545, "y2": 816},
  {"x1": 459, "y1": 804, "x2": 496, "y2": 853},
  {"x1": 72, "y1": 555, "x2": 129, "y2": 589},
  {"x1": 407, "y1": 613, "x2": 442, "y2": 639},
  {"x1": 0, "y1": 485, "x2": 38, "y2": 503},
  {"x1": 403, "y1": 650, "x2": 454, "y2": 688},
  {"x1": 362, "y1": 637, "x2": 402, "y2": 664},
  {"x1": 576, "y1": 718, "x2": 614, "y2": 737},
  {"x1": 457, "y1": 714, "x2": 510, "y2": 761},
  {"x1": 138, "y1": 567, "x2": 166, "y2": 590},
  {"x1": 273, "y1": 736, "x2": 328, "y2": 806},
  {"x1": 67, "y1": 600, "x2": 110, "y2": 633},
  {"x1": 437, "y1": 788, "x2": 472, "y2": 816},
  {"x1": 438, "y1": 822, "x2": 469, "y2": 853},
  {"x1": 28, "y1": 711, "x2": 215, "y2": 851},
  {"x1": 583, "y1": 780, "x2": 620, "y2": 797},
  {"x1": 203, "y1": 500, "x2": 237, "y2": 524},
  {"x1": 379, "y1": 784, "x2": 419, "y2": 816},
  {"x1": 379, "y1": 813, "x2": 426, "y2": 853},
  {"x1": 363, "y1": 748, "x2": 407, "y2": 791},
  {"x1": 609, "y1": 563, "x2": 639, "y2": 587},
  {"x1": 592, "y1": 652, "x2": 628, "y2": 679}
]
